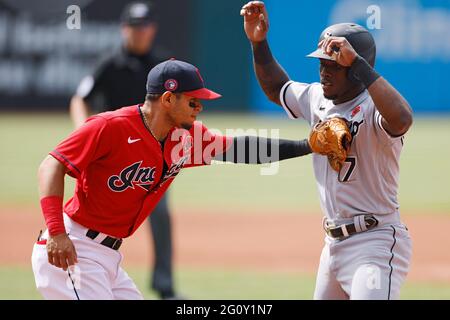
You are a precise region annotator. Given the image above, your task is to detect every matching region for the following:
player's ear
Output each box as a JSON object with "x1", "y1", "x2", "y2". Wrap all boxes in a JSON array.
[{"x1": 161, "y1": 91, "x2": 174, "y2": 108}]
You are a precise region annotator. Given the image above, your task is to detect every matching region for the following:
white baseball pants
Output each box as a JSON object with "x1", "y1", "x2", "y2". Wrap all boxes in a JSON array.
[
  {"x1": 31, "y1": 214, "x2": 143, "y2": 300},
  {"x1": 313, "y1": 223, "x2": 412, "y2": 300}
]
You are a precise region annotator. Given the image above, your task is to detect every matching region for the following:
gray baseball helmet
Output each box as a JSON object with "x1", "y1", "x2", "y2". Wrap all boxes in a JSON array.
[{"x1": 307, "y1": 23, "x2": 376, "y2": 67}]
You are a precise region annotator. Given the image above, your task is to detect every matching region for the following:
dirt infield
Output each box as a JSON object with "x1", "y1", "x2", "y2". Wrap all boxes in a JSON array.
[{"x1": 1, "y1": 207, "x2": 449, "y2": 283}]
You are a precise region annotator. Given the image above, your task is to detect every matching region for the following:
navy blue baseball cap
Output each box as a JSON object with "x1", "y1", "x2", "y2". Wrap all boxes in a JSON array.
[{"x1": 146, "y1": 59, "x2": 221, "y2": 100}]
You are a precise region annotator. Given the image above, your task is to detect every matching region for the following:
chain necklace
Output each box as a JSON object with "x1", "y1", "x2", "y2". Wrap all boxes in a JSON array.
[{"x1": 139, "y1": 106, "x2": 161, "y2": 145}]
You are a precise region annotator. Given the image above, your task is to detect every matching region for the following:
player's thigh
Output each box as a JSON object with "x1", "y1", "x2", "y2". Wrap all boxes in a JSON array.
[
  {"x1": 112, "y1": 267, "x2": 144, "y2": 300},
  {"x1": 32, "y1": 243, "x2": 114, "y2": 300},
  {"x1": 350, "y1": 263, "x2": 392, "y2": 299},
  {"x1": 314, "y1": 243, "x2": 348, "y2": 300},
  {"x1": 350, "y1": 226, "x2": 412, "y2": 300}
]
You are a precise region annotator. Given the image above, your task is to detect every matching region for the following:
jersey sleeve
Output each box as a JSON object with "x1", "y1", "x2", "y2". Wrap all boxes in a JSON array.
[
  {"x1": 279, "y1": 81, "x2": 314, "y2": 121},
  {"x1": 184, "y1": 122, "x2": 232, "y2": 168},
  {"x1": 49, "y1": 116, "x2": 111, "y2": 179},
  {"x1": 371, "y1": 105, "x2": 406, "y2": 145}
]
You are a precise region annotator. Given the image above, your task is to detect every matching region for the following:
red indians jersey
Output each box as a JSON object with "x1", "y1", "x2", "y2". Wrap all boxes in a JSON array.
[{"x1": 50, "y1": 105, "x2": 230, "y2": 238}]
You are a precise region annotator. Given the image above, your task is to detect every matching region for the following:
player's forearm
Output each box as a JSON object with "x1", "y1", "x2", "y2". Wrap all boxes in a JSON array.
[
  {"x1": 70, "y1": 95, "x2": 91, "y2": 129},
  {"x1": 252, "y1": 40, "x2": 290, "y2": 105},
  {"x1": 215, "y1": 136, "x2": 311, "y2": 164},
  {"x1": 349, "y1": 56, "x2": 413, "y2": 136}
]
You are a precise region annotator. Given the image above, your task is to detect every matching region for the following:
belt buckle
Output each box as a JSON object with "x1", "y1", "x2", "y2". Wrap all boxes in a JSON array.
[
  {"x1": 364, "y1": 215, "x2": 379, "y2": 229},
  {"x1": 323, "y1": 219, "x2": 341, "y2": 239},
  {"x1": 322, "y1": 217, "x2": 333, "y2": 236},
  {"x1": 323, "y1": 218, "x2": 350, "y2": 240}
]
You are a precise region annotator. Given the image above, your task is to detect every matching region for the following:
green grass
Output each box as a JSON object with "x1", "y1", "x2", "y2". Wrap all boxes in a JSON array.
[
  {"x1": 397, "y1": 118, "x2": 450, "y2": 213},
  {"x1": 0, "y1": 114, "x2": 75, "y2": 205},
  {"x1": 0, "y1": 265, "x2": 315, "y2": 300},
  {"x1": 0, "y1": 266, "x2": 42, "y2": 300},
  {"x1": 128, "y1": 267, "x2": 316, "y2": 300},
  {"x1": 1, "y1": 113, "x2": 449, "y2": 213},
  {"x1": 1, "y1": 265, "x2": 449, "y2": 300},
  {"x1": 1, "y1": 113, "x2": 448, "y2": 300}
]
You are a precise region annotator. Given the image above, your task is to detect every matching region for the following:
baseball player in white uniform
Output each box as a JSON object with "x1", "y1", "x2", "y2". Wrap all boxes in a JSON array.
[{"x1": 241, "y1": 1, "x2": 413, "y2": 299}]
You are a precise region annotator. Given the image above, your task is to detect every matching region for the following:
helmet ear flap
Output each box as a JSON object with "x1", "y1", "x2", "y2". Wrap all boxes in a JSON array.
[{"x1": 359, "y1": 44, "x2": 377, "y2": 67}]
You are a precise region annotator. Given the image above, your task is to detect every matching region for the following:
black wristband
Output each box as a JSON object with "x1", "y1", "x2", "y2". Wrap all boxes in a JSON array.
[{"x1": 348, "y1": 55, "x2": 380, "y2": 88}]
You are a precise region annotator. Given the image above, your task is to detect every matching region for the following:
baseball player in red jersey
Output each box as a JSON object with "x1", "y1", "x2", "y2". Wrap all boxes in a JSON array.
[{"x1": 32, "y1": 59, "x2": 315, "y2": 299}]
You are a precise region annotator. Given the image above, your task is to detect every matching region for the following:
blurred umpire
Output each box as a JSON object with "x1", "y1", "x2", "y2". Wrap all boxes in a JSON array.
[{"x1": 69, "y1": 1, "x2": 181, "y2": 300}]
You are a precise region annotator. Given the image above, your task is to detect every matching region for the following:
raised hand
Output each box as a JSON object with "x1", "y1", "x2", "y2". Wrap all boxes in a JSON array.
[
  {"x1": 240, "y1": 1, "x2": 269, "y2": 43},
  {"x1": 319, "y1": 36, "x2": 358, "y2": 67}
]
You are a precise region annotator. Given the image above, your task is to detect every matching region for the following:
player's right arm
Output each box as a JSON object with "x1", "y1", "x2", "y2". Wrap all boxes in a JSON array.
[
  {"x1": 241, "y1": 1, "x2": 289, "y2": 106},
  {"x1": 38, "y1": 155, "x2": 78, "y2": 271},
  {"x1": 37, "y1": 116, "x2": 110, "y2": 271}
]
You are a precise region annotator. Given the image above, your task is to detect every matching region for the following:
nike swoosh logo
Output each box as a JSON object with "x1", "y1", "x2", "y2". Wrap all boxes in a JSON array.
[
  {"x1": 319, "y1": 106, "x2": 325, "y2": 111},
  {"x1": 128, "y1": 137, "x2": 141, "y2": 144}
]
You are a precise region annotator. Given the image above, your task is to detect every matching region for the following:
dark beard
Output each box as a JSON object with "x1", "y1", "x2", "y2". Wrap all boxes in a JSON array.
[
  {"x1": 181, "y1": 122, "x2": 193, "y2": 130},
  {"x1": 323, "y1": 93, "x2": 338, "y2": 100}
]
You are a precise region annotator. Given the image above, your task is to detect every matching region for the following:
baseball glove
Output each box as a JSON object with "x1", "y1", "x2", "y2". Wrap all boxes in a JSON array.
[{"x1": 309, "y1": 118, "x2": 352, "y2": 171}]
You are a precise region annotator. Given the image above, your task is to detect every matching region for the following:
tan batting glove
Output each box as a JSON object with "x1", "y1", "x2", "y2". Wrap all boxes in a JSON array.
[
  {"x1": 47, "y1": 233, "x2": 78, "y2": 271},
  {"x1": 240, "y1": 1, "x2": 269, "y2": 43}
]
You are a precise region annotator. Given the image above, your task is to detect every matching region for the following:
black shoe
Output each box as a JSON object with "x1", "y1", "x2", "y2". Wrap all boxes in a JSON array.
[{"x1": 159, "y1": 291, "x2": 187, "y2": 300}]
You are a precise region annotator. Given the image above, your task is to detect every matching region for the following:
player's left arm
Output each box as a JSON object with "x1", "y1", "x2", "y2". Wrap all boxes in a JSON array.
[
  {"x1": 186, "y1": 123, "x2": 311, "y2": 167},
  {"x1": 364, "y1": 77, "x2": 413, "y2": 136},
  {"x1": 213, "y1": 136, "x2": 312, "y2": 164},
  {"x1": 322, "y1": 36, "x2": 413, "y2": 136}
]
